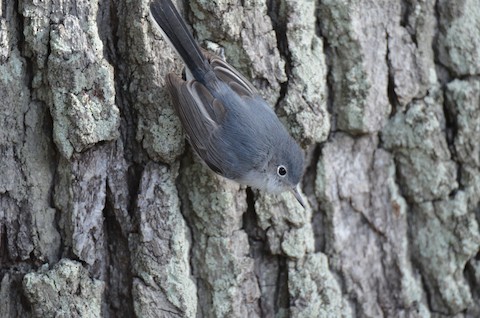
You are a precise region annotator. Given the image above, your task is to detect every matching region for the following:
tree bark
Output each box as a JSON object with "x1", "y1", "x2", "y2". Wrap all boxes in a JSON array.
[{"x1": 1, "y1": 0, "x2": 479, "y2": 317}]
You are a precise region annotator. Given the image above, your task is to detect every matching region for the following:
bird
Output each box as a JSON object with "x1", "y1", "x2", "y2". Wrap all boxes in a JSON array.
[{"x1": 149, "y1": 0, "x2": 306, "y2": 207}]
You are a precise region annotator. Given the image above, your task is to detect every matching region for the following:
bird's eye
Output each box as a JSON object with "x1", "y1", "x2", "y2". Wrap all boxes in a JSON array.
[{"x1": 277, "y1": 165, "x2": 287, "y2": 177}]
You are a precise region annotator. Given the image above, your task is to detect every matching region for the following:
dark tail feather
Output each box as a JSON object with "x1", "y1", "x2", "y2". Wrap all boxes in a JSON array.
[{"x1": 150, "y1": 0, "x2": 211, "y2": 81}]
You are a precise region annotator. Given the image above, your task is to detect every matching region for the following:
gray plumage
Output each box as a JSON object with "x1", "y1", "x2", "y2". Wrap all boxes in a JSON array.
[{"x1": 150, "y1": 0, "x2": 305, "y2": 206}]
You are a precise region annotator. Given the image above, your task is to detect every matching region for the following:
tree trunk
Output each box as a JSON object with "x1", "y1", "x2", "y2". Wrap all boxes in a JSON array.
[{"x1": 1, "y1": 0, "x2": 479, "y2": 317}]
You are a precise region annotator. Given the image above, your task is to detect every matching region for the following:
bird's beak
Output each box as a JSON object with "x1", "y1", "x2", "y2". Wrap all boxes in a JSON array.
[{"x1": 290, "y1": 185, "x2": 306, "y2": 208}]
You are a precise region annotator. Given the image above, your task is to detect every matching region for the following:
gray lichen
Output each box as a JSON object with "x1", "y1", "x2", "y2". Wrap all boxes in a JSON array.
[
  {"x1": 289, "y1": 253, "x2": 351, "y2": 318},
  {"x1": 131, "y1": 163, "x2": 197, "y2": 318},
  {"x1": 318, "y1": 0, "x2": 390, "y2": 133},
  {"x1": 316, "y1": 134, "x2": 428, "y2": 317},
  {"x1": 410, "y1": 193, "x2": 480, "y2": 313},
  {"x1": 48, "y1": 10, "x2": 120, "y2": 158},
  {"x1": 179, "y1": 157, "x2": 260, "y2": 317},
  {"x1": 1, "y1": 0, "x2": 479, "y2": 317},
  {"x1": 23, "y1": 259, "x2": 105, "y2": 318},
  {"x1": 382, "y1": 89, "x2": 457, "y2": 202},
  {"x1": 437, "y1": 0, "x2": 480, "y2": 76},
  {"x1": 279, "y1": 0, "x2": 330, "y2": 145}
]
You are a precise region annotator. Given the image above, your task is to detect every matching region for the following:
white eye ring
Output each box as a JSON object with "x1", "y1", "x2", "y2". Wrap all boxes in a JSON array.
[{"x1": 277, "y1": 165, "x2": 287, "y2": 177}]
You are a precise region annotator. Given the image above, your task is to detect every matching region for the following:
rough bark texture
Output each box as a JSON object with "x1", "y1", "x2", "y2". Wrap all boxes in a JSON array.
[{"x1": 1, "y1": 0, "x2": 479, "y2": 317}]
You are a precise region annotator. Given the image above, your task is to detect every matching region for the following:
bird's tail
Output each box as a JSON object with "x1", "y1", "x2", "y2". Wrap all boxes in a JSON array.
[{"x1": 149, "y1": 0, "x2": 211, "y2": 82}]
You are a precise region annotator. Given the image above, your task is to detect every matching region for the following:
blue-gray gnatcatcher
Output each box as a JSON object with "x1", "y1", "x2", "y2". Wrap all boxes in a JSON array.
[{"x1": 150, "y1": 0, "x2": 306, "y2": 207}]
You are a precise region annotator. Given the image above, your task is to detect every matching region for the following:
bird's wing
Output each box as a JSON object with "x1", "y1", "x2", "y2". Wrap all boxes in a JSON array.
[
  {"x1": 200, "y1": 49, "x2": 258, "y2": 99},
  {"x1": 166, "y1": 73, "x2": 228, "y2": 176}
]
